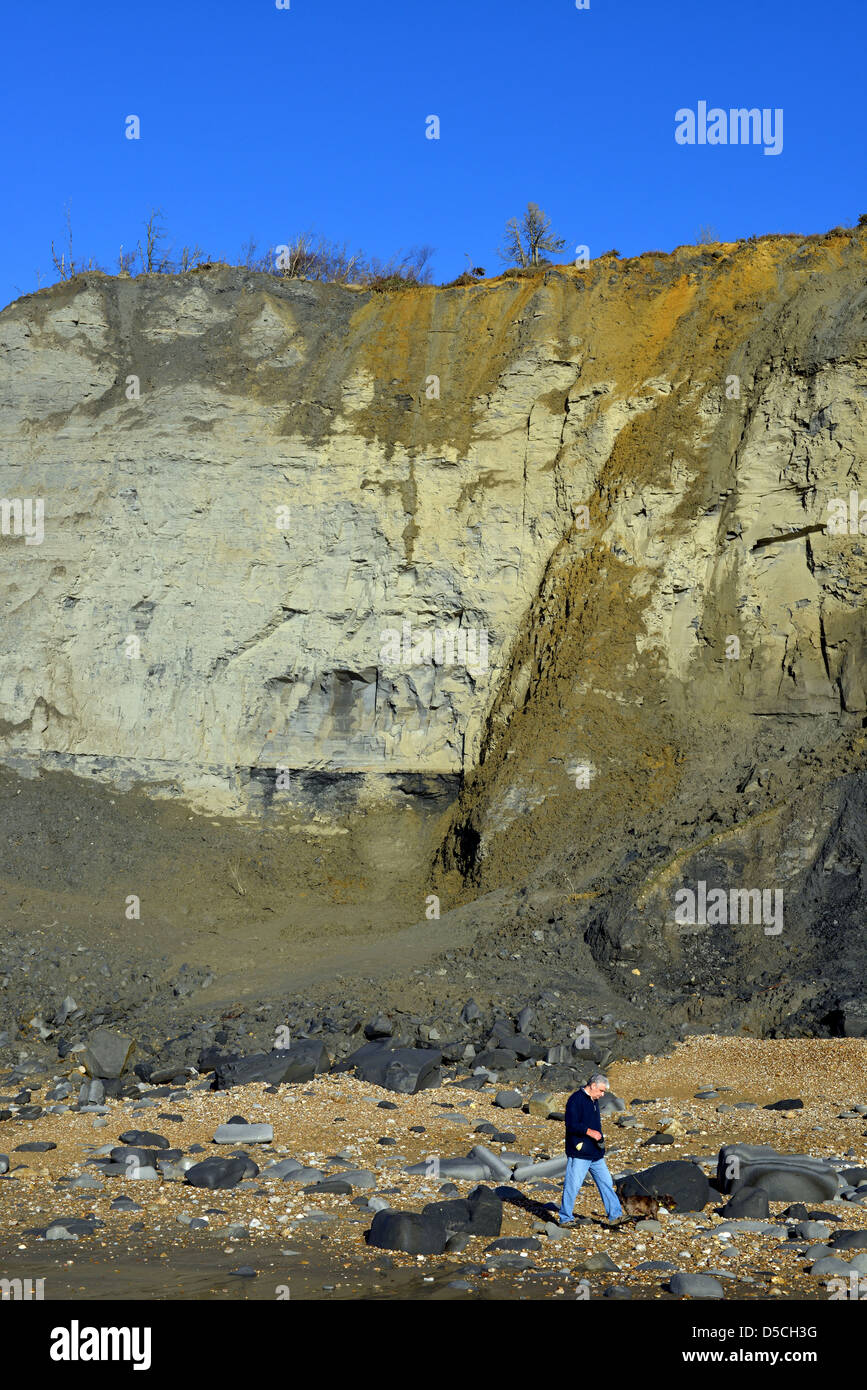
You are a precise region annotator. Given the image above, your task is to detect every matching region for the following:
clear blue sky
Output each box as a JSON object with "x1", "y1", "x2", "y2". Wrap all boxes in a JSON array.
[{"x1": 2, "y1": 0, "x2": 864, "y2": 307}]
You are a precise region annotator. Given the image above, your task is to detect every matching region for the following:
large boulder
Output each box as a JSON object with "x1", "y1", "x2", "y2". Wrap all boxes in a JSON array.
[
  {"x1": 720, "y1": 1185, "x2": 771, "y2": 1219},
  {"x1": 616, "y1": 1160, "x2": 711, "y2": 1212},
  {"x1": 404, "y1": 1157, "x2": 489, "y2": 1181},
  {"x1": 257, "y1": 1159, "x2": 307, "y2": 1180},
  {"x1": 110, "y1": 1145, "x2": 178, "y2": 1169},
  {"x1": 118, "y1": 1130, "x2": 170, "y2": 1149},
  {"x1": 717, "y1": 1145, "x2": 838, "y2": 1202},
  {"x1": 422, "y1": 1185, "x2": 503, "y2": 1238},
  {"x1": 829, "y1": 1230, "x2": 867, "y2": 1251},
  {"x1": 335, "y1": 1040, "x2": 441, "y2": 1094},
  {"x1": 484, "y1": 1024, "x2": 545, "y2": 1061},
  {"x1": 213, "y1": 1123, "x2": 273, "y2": 1144},
  {"x1": 548, "y1": 1029, "x2": 616, "y2": 1070},
  {"x1": 668, "y1": 1272, "x2": 725, "y2": 1299},
  {"x1": 363, "y1": 1015, "x2": 393, "y2": 1040},
  {"x1": 276, "y1": 1165, "x2": 323, "y2": 1184},
  {"x1": 211, "y1": 1041, "x2": 328, "y2": 1090},
  {"x1": 183, "y1": 1157, "x2": 251, "y2": 1189},
  {"x1": 527, "y1": 1091, "x2": 557, "y2": 1118},
  {"x1": 471, "y1": 1048, "x2": 519, "y2": 1072},
  {"x1": 80, "y1": 1029, "x2": 135, "y2": 1079},
  {"x1": 366, "y1": 1210, "x2": 448, "y2": 1255},
  {"x1": 841, "y1": 1167, "x2": 867, "y2": 1187},
  {"x1": 141, "y1": 1061, "x2": 197, "y2": 1085}
]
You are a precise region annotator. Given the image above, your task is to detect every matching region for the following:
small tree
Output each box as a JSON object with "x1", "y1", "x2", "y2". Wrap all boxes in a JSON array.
[
  {"x1": 117, "y1": 243, "x2": 138, "y2": 274},
  {"x1": 50, "y1": 203, "x2": 102, "y2": 280},
  {"x1": 499, "y1": 202, "x2": 565, "y2": 267},
  {"x1": 137, "y1": 207, "x2": 172, "y2": 272},
  {"x1": 178, "y1": 243, "x2": 209, "y2": 271},
  {"x1": 50, "y1": 204, "x2": 75, "y2": 281}
]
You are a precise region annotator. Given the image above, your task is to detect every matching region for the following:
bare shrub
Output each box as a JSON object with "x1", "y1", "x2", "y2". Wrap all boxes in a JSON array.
[
  {"x1": 44, "y1": 211, "x2": 433, "y2": 293},
  {"x1": 177, "y1": 244, "x2": 210, "y2": 271},
  {"x1": 361, "y1": 244, "x2": 435, "y2": 291},
  {"x1": 274, "y1": 231, "x2": 322, "y2": 278}
]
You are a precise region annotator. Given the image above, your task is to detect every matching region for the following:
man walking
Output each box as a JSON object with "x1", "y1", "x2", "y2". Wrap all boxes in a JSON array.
[{"x1": 558, "y1": 1072, "x2": 623, "y2": 1227}]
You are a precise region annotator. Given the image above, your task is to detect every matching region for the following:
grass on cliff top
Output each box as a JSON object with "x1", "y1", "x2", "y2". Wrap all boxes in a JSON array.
[{"x1": 27, "y1": 213, "x2": 866, "y2": 306}]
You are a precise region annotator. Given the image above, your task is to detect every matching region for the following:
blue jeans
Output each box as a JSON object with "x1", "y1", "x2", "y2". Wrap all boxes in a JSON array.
[{"x1": 558, "y1": 1156, "x2": 623, "y2": 1222}]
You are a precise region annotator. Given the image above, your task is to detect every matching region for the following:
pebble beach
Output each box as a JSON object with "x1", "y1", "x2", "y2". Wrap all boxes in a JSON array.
[{"x1": 2, "y1": 1036, "x2": 865, "y2": 1301}]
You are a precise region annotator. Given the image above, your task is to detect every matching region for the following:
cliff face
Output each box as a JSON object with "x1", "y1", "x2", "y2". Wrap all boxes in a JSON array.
[
  {"x1": 0, "y1": 263, "x2": 602, "y2": 815},
  {"x1": 1, "y1": 232, "x2": 865, "y2": 1040}
]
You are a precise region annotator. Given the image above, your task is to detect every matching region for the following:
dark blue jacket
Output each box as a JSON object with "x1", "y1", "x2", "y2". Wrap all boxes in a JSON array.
[{"x1": 565, "y1": 1087, "x2": 605, "y2": 1160}]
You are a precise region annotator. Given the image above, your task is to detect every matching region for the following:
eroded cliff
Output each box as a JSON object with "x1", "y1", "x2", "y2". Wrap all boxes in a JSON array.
[{"x1": 1, "y1": 230, "x2": 865, "y2": 1044}]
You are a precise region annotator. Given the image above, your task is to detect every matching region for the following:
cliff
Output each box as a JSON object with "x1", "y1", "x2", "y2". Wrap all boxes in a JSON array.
[{"x1": 1, "y1": 229, "x2": 865, "y2": 1043}]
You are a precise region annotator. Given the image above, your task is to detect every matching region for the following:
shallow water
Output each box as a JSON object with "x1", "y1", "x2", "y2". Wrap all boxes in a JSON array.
[{"x1": 0, "y1": 1235, "x2": 830, "y2": 1302}]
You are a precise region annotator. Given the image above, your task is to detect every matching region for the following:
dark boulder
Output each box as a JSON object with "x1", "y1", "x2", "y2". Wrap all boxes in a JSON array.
[
  {"x1": 421, "y1": 1184, "x2": 503, "y2": 1238},
  {"x1": 720, "y1": 1185, "x2": 770, "y2": 1219},
  {"x1": 366, "y1": 1210, "x2": 447, "y2": 1255},
  {"x1": 118, "y1": 1130, "x2": 170, "y2": 1149},
  {"x1": 211, "y1": 1041, "x2": 329, "y2": 1090},
  {"x1": 334, "y1": 1040, "x2": 441, "y2": 1095},
  {"x1": 472, "y1": 1049, "x2": 519, "y2": 1071},
  {"x1": 184, "y1": 1157, "x2": 251, "y2": 1189},
  {"x1": 829, "y1": 1229, "x2": 867, "y2": 1251},
  {"x1": 363, "y1": 1015, "x2": 393, "y2": 1040},
  {"x1": 617, "y1": 1160, "x2": 710, "y2": 1212},
  {"x1": 110, "y1": 1146, "x2": 166, "y2": 1169},
  {"x1": 841, "y1": 1167, "x2": 867, "y2": 1187}
]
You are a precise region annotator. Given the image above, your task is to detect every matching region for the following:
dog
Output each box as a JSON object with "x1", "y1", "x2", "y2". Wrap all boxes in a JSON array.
[{"x1": 618, "y1": 1192, "x2": 677, "y2": 1220}]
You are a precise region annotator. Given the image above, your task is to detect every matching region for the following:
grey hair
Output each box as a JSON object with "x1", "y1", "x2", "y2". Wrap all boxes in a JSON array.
[{"x1": 588, "y1": 1073, "x2": 609, "y2": 1089}]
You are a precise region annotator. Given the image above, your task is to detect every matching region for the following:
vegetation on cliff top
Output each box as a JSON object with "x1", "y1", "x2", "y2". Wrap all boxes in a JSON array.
[{"x1": 34, "y1": 202, "x2": 867, "y2": 300}]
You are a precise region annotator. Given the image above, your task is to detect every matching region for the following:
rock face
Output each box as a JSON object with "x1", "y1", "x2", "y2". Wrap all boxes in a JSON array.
[
  {"x1": 3, "y1": 237, "x2": 864, "y2": 813},
  {"x1": 0, "y1": 265, "x2": 593, "y2": 816},
  {"x1": 1, "y1": 230, "x2": 865, "y2": 1041}
]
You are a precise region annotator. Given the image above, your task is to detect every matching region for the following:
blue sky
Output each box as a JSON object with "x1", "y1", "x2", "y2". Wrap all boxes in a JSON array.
[{"x1": 2, "y1": 0, "x2": 864, "y2": 307}]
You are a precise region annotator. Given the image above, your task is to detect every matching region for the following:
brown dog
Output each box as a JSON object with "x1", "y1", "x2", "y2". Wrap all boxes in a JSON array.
[{"x1": 619, "y1": 1192, "x2": 677, "y2": 1220}]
